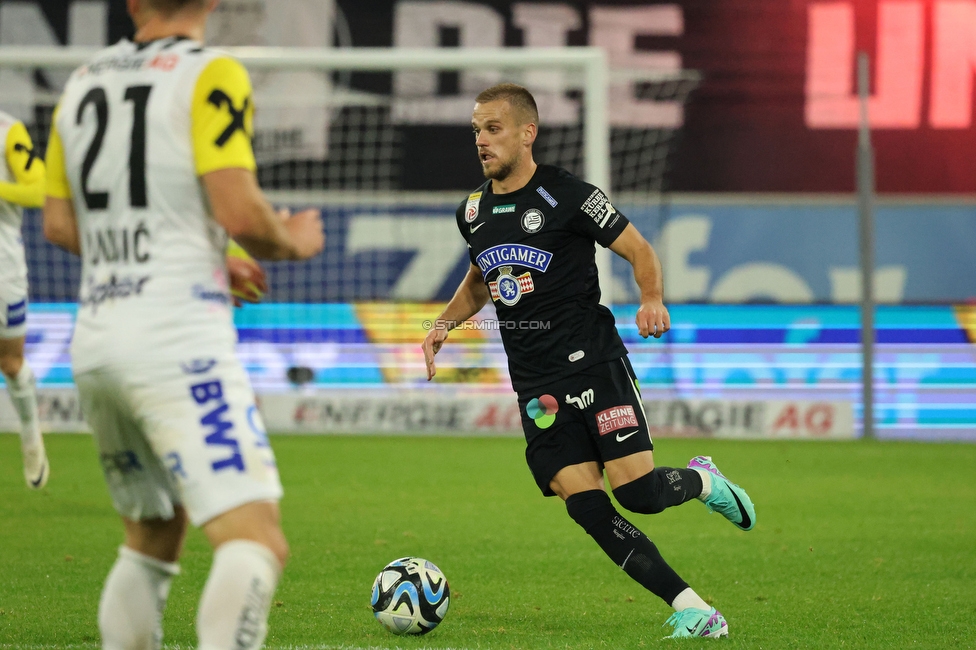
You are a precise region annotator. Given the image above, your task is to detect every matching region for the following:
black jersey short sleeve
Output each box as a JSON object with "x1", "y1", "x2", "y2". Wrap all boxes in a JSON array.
[
  {"x1": 456, "y1": 183, "x2": 489, "y2": 266},
  {"x1": 568, "y1": 183, "x2": 630, "y2": 248},
  {"x1": 456, "y1": 166, "x2": 628, "y2": 393},
  {"x1": 455, "y1": 198, "x2": 473, "y2": 265}
]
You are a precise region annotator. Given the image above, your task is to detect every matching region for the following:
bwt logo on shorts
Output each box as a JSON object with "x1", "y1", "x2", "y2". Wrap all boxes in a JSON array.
[
  {"x1": 596, "y1": 405, "x2": 638, "y2": 435},
  {"x1": 190, "y1": 379, "x2": 244, "y2": 472}
]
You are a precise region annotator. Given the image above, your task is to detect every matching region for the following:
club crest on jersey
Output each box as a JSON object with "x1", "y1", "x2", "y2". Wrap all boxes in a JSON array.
[
  {"x1": 465, "y1": 191, "x2": 482, "y2": 223},
  {"x1": 489, "y1": 266, "x2": 535, "y2": 306},
  {"x1": 521, "y1": 208, "x2": 545, "y2": 233},
  {"x1": 476, "y1": 244, "x2": 553, "y2": 276}
]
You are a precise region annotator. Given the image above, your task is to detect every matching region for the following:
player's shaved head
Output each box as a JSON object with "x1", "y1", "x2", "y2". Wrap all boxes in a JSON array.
[{"x1": 476, "y1": 84, "x2": 539, "y2": 127}]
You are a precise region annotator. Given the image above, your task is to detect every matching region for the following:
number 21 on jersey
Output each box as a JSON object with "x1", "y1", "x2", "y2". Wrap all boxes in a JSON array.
[{"x1": 76, "y1": 84, "x2": 153, "y2": 210}]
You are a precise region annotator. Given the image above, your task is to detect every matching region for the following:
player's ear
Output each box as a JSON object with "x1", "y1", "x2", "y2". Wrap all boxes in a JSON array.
[
  {"x1": 523, "y1": 122, "x2": 538, "y2": 147},
  {"x1": 126, "y1": 0, "x2": 140, "y2": 19}
]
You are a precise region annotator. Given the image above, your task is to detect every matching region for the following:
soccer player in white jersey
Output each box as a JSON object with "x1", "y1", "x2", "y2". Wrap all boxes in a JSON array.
[
  {"x1": 42, "y1": 1, "x2": 324, "y2": 648},
  {"x1": 0, "y1": 110, "x2": 49, "y2": 489}
]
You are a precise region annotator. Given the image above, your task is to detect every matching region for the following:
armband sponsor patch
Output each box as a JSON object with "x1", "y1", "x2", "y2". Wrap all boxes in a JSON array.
[
  {"x1": 581, "y1": 188, "x2": 618, "y2": 228},
  {"x1": 13, "y1": 143, "x2": 39, "y2": 171},
  {"x1": 207, "y1": 89, "x2": 250, "y2": 147}
]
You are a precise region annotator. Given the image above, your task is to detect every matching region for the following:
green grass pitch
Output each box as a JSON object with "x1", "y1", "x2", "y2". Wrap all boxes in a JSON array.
[{"x1": 1, "y1": 433, "x2": 973, "y2": 649}]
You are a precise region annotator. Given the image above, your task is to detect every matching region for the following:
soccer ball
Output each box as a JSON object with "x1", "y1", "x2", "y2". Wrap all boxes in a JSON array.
[{"x1": 370, "y1": 557, "x2": 450, "y2": 635}]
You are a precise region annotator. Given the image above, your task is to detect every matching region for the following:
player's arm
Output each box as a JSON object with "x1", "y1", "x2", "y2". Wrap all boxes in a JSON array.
[
  {"x1": 609, "y1": 223, "x2": 669, "y2": 339},
  {"x1": 422, "y1": 263, "x2": 490, "y2": 381},
  {"x1": 0, "y1": 121, "x2": 45, "y2": 208},
  {"x1": 193, "y1": 56, "x2": 323, "y2": 261},
  {"x1": 42, "y1": 110, "x2": 81, "y2": 255}
]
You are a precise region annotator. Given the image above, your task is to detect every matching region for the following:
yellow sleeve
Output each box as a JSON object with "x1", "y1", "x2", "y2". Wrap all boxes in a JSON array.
[
  {"x1": 45, "y1": 108, "x2": 73, "y2": 200},
  {"x1": 0, "y1": 121, "x2": 46, "y2": 207},
  {"x1": 192, "y1": 56, "x2": 257, "y2": 176}
]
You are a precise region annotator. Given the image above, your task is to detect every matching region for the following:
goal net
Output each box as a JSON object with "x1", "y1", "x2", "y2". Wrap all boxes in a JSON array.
[
  {"x1": 2, "y1": 46, "x2": 699, "y2": 302},
  {"x1": 0, "y1": 46, "x2": 699, "y2": 414}
]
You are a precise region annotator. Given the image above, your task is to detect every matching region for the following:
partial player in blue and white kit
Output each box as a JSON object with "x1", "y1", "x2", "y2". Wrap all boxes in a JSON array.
[
  {"x1": 42, "y1": 1, "x2": 324, "y2": 648},
  {"x1": 0, "y1": 110, "x2": 49, "y2": 489}
]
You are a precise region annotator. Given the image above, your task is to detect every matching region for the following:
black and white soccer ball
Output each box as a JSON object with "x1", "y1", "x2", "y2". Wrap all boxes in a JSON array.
[{"x1": 370, "y1": 556, "x2": 450, "y2": 635}]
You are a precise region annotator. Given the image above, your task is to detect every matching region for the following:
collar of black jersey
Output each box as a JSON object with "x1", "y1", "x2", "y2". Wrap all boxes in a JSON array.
[{"x1": 486, "y1": 164, "x2": 556, "y2": 197}]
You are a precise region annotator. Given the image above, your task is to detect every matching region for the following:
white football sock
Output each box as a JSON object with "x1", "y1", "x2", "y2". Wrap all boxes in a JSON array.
[
  {"x1": 671, "y1": 587, "x2": 711, "y2": 612},
  {"x1": 98, "y1": 546, "x2": 180, "y2": 650},
  {"x1": 197, "y1": 540, "x2": 282, "y2": 650},
  {"x1": 694, "y1": 469, "x2": 712, "y2": 500},
  {"x1": 4, "y1": 362, "x2": 42, "y2": 449}
]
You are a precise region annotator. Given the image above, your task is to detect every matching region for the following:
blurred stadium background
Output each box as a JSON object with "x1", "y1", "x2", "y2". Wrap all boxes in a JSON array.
[{"x1": 1, "y1": 0, "x2": 975, "y2": 442}]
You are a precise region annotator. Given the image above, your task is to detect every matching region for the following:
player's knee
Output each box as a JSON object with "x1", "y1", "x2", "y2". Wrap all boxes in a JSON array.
[
  {"x1": 123, "y1": 509, "x2": 189, "y2": 563},
  {"x1": 565, "y1": 489, "x2": 614, "y2": 534},
  {"x1": 265, "y1": 531, "x2": 290, "y2": 568},
  {"x1": 239, "y1": 525, "x2": 289, "y2": 569},
  {"x1": 0, "y1": 353, "x2": 23, "y2": 379},
  {"x1": 223, "y1": 529, "x2": 288, "y2": 568},
  {"x1": 613, "y1": 470, "x2": 667, "y2": 515}
]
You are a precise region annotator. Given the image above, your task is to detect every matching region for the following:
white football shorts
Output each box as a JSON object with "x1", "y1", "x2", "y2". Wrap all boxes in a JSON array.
[
  {"x1": 75, "y1": 354, "x2": 282, "y2": 527},
  {"x1": 0, "y1": 274, "x2": 28, "y2": 339}
]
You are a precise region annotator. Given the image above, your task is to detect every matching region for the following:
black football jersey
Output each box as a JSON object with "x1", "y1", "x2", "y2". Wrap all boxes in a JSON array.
[{"x1": 454, "y1": 164, "x2": 630, "y2": 392}]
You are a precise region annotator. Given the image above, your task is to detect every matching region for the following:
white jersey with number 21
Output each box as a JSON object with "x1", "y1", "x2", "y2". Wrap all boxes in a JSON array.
[{"x1": 47, "y1": 37, "x2": 258, "y2": 372}]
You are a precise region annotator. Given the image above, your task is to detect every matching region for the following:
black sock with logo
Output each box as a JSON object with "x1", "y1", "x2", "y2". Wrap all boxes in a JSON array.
[
  {"x1": 612, "y1": 468, "x2": 703, "y2": 515},
  {"x1": 565, "y1": 489, "x2": 688, "y2": 605}
]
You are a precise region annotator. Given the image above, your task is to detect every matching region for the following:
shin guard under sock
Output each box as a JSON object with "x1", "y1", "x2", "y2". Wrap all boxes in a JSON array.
[{"x1": 566, "y1": 489, "x2": 688, "y2": 605}]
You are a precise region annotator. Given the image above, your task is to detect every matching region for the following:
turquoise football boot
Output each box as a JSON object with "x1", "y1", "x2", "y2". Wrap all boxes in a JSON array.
[
  {"x1": 664, "y1": 607, "x2": 728, "y2": 639},
  {"x1": 688, "y1": 456, "x2": 756, "y2": 531}
]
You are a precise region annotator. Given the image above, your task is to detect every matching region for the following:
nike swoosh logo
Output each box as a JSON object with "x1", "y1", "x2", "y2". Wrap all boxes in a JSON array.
[
  {"x1": 470, "y1": 222, "x2": 485, "y2": 233},
  {"x1": 30, "y1": 462, "x2": 47, "y2": 488},
  {"x1": 686, "y1": 626, "x2": 697, "y2": 635},
  {"x1": 615, "y1": 430, "x2": 638, "y2": 442},
  {"x1": 730, "y1": 488, "x2": 752, "y2": 530}
]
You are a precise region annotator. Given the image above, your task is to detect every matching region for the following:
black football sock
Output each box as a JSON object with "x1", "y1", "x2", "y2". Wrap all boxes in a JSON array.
[
  {"x1": 565, "y1": 489, "x2": 688, "y2": 605},
  {"x1": 612, "y1": 467, "x2": 703, "y2": 515}
]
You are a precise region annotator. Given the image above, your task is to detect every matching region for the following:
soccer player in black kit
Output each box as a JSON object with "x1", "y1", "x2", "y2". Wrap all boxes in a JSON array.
[{"x1": 422, "y1": 84, "x2": 758, "y2": 638}]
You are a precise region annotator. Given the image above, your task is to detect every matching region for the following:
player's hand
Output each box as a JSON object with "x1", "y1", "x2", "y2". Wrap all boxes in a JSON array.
[
  {"x1": 421, "y1": 323, "x2": 450, "y2": 381},
  {"x1": 636, "y1": 299, "x2": 670, "y2": 339},
  {"x1": 283, "y1": 208, "x2": 326, "y2": 260},
  {"x1": 226, "y1": 251, "x2": 268, "y2": 306}
]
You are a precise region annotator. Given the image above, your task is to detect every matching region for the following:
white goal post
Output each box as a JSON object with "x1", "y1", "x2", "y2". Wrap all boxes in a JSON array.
[{"x1": 0, "y1": 45, "x2": 700, "y2": 306}]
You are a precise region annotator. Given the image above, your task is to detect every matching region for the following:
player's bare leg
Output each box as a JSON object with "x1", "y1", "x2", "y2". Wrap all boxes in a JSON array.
[
  {"x1": 553, "y1": 460, "x2": 727, "y2": 637},
  {"x1": 99, "y1": 507, "x2": 188, "y2": 649},
  {"x1": 0, "y1": 335, "x2": 47, "y2": 489},
  {"x1": 197, "y1": 500, "x2": 288, "y2": 650}
]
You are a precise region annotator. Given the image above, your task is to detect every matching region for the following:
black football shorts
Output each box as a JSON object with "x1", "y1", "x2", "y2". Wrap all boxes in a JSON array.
[{"x1": 517, "y1": 355, "x2": 653, "y2": 496}]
